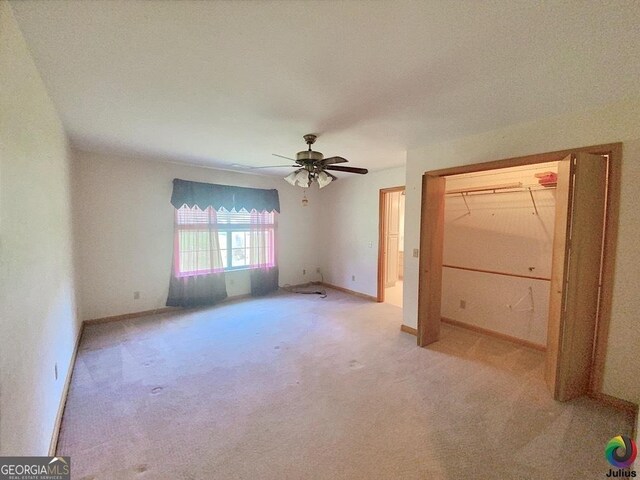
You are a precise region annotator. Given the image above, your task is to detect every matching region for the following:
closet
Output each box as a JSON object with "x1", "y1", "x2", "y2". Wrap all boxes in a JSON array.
[
  {"x1": 416, "y1": 145, "x2": 619, "y2": 402},
  {"x1": 440, "y1": 162, "x2": 559, "y2": 350}
]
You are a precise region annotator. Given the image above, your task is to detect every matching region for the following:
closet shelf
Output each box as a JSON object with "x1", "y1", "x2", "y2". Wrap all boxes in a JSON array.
[
  {"x1": 445, "y1": 182, "x2": 557, "y2": 196},
  {"x1": 445, "y1": 182, "x2": 556, "y2": 215}
]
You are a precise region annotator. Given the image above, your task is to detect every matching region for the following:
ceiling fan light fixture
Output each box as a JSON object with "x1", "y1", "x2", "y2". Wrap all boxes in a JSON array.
[
  {"x1": 295, "y1": 169, "x2": 310, "y2": 188},
  {"x1": 317, "y1": 171, "x2": 333, "y2": 189},
  {"x1": 284, "y1": 170, "x2": 299, "y2": 186},
  {"x1": 279, "y1": 134, "x2": 368, "y2": 188}
]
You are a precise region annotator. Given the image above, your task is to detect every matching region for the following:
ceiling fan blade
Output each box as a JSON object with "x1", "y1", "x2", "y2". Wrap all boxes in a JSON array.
[
  {"x1": 326, "y1": 171, "x2": 338, "y2": 181},
  {"x1": 272, "y1": 153, "x2": 297, "y2": 161},
  {"x1": 319, "y1": 156, "x2": 348, "y2": 166},
  {"x1": 324, "y1": 165, "x2": 368, "y2": 174},
  {"x1": 249, "y1": 164, "x2": 297, "y2": 169}
]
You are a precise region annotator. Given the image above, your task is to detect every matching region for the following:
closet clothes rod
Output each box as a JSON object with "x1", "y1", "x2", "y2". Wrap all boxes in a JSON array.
[
  {"x1": 445, "y1": 183, "x2": 557, "y2": 196},
  {"x1": 445, "y1": 183, "x2": 556, "y2": 214},
  {"x1": 443, "y1": 264, "x2": 551, "y2": 281}
]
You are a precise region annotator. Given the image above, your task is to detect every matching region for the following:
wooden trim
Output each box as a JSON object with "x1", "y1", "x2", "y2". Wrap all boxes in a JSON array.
[
  {"x1": 84, "y1": 306, "x2": 179, "y2": 325},
  {"x1": 223, "y1": 293, "x2": 253, "y2": 302},
  {"x1": 400, "y1": 324, "x2": 418, "y2": 336},
  {"x1": 49, "y1": 322, "x2": 84, "y2": 456},
  {"x1": 377, "y1": 186, "x2": 405, "y2": 303},
  {"x1": 84, "y1": 290, "x2": 265, "y2": 325},
  {"x1": 425, "y1": 142, "x2": 621, "y2": 177},
  {"x1": 321, "y1": 282, "x2": 377, "y2": 302},
  {"x1": 588, "y1": 392, "x2": 639, "y2": 416},
  {"x1": 545, "y1": 155, "x2": 573, "y2": 396},
  {"x1": 590, "y1": 144, "x2": 622, "y2": 394},
  {"x1": 441, "y1": 317, "x2": 547, "y2": 352},
  {"x1": 417, "y1": 175, "x2": 445, "y2": 346},
  {"x1": 377, "y1": 189, "x2": 386, "y2": 302},
  {"x1": 443, "y1": 264, "x2": 551, "y2": 282}
]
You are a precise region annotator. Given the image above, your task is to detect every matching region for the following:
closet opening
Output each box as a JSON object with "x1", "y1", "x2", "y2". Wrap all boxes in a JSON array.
[
  {"x1": 440, "y1": 162, "x2": 558, "y2": 352},
  {"x1": 417, "y1": 143, "x2": 622, "y2": 402}
]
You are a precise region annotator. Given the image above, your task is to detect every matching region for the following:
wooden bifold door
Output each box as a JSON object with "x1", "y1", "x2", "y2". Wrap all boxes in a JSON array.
[
  {"x1": 545, "y1": 153, "x2": 607, "y2": 401},
  {"x1": 417, "y1": 149, "x2": 613, "y2": 401}
]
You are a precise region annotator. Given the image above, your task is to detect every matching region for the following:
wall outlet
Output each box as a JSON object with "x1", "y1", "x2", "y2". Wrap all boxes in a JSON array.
[
  {"x1": 368, "y1": 241, "x2": 373, "y2": 248},
  {"x1": 316, "y1": 267, "x2": 321, "y2": 273},
  {"x1": 413, "y1": 248, "x2": 419, "y2": 258},
  {"x1": 54, "y1": 363, "x2": 58, "y2": 381},
  {"x1": 303, "y1": 269, "x2": 306, "y2": 275},
  {"x1": 460, "y1": 300, "x2": 466, "y2": 309},
  {"x1": 352, "y1": 275, "x2": 356, "y2": 281},
  {"x1": 133, "y1": 291, "x2": 140, "y2": 300}
]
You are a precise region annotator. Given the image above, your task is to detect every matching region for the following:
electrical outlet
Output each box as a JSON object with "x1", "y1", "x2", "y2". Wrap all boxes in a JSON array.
[
  {"x1": 413, "y1": 248, "x2": 419, "y2": 258},
  {"x1": 460, "y1": 300, "x2": 466, "y2": 309},
  {"x1": 303, "y1": 269, "x2": 306, "y2": 275},
  {"x1": 368, "y1": 241, "x2": 373, "y2": 248},
  {"x1": 133, "y1": 291, "x2": 140, "y2": 300},
  {"x1": 352, "y1": 275, "x2": 356, "y2": 281},
  {"x1": 54, "y1": 363, "x2": 58, "y2": 381},
  {"x1": 316, "y1": 267, "x2": 321, "y2": 273}
]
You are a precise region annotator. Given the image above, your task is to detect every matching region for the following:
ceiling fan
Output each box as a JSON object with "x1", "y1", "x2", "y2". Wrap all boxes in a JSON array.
[{"x1": 266, "y1": 134, "x2": 368, "y2": 188}]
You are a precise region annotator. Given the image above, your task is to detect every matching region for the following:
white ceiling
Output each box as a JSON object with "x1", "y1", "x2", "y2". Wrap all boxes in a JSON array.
[{"x1": 10, "y1": 0, "x2": 640, "y2": 175}]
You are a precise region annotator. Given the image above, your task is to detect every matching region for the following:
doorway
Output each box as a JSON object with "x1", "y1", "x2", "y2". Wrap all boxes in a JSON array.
[
  {"x1": 416, "y1": 143, "x2": 621, "y2": 402},
  {"x1": 378, "y1": 186, "x2": 405, "y2": 307}
]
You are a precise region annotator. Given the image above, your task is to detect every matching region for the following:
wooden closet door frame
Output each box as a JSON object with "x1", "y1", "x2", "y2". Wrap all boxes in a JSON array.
[
  {"x1": 417, "y1": 142, "x2": 621, "y2": 397},
  {"x1": 377, "y1": 186, "x2": 406, "y2": 302}
]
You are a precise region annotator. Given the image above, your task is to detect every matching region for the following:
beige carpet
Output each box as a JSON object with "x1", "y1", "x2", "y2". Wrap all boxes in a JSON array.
[
  {"x1": 384, "y1": 280, "x2": 403, "y2": 308},
  {"x1": 57, "y1": 288, "x2": 634, "y2": 479}
]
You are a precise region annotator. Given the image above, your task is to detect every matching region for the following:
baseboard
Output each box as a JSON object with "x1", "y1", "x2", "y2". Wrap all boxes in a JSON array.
[
  {"x1": 223, "y1": 293, "x2": 253, "y2": 302},
  {"x1": 400, "y1": 324, "x2": 418, "y2": 336},
  {"x1": 320, "y1": 282, "x2": 377, "y2": 302},
  {"x1": 589, "y1": 392, "x2": 638, "y2": 439},
  {"x1": 84, "y1": 306, "x2": 178, "y2": 325},
  {"x1": 588, "y1": 391, "x2": 639, "y2": 415},
  {"x1": 48, "y1": 322, "x2": 84, "y2": 456},
  {"x1": 83, "y1": 291, "x2": 272, "y2": 325},
  {"x1": 441, "y1": 317, "x2": 547, "y2": 352}
]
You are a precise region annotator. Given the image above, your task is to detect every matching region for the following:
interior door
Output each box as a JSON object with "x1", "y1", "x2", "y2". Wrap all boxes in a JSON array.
[
  {"x1": 546, "y1": 153, "x2": 607, "y2": 401},
  {"x1": 417, "y1": 174, "x2": 446, "y2": 346},
  {"x1": 385, "y1": 192, "x2": 400, "y2": 287}
]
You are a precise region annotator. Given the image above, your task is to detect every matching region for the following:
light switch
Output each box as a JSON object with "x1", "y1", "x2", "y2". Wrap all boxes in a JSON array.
[{"x1": 413, "y1": 248, "x2": 419, "y2": 258}]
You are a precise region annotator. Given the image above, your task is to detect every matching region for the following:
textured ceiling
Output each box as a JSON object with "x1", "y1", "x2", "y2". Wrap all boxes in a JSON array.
[{"x1": 10, "y1": 0, "x2": 640, "y2": 175}]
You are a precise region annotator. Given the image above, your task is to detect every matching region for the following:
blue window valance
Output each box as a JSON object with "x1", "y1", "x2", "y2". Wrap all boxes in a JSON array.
[{"x1": 170, "y1": 178, "x2": 280, "y2": 213}]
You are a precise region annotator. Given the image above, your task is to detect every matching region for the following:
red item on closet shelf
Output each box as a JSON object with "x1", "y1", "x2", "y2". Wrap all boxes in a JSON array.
[{"x1": 534, "y1": 171, "x2": 557, "y2": 187}]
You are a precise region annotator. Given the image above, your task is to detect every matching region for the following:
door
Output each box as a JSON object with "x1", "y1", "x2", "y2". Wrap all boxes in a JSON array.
[
  {"x1": 546, "y1": 153, "x2": 607, "y2": 401},
  {"x1": 417, "y1": 174, "x2": 446, "y2": 346},
  {"x1": 385, "y1": 192, "x2": 400, "y2": 287}
]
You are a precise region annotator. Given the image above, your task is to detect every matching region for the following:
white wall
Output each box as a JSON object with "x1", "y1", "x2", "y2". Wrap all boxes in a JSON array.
[
  {"x1": 403, "y1": 97, "x2": 640, "y2": 404},
  {"x1": 318, "y1": 166, "x2": 405, "y2": 297},
  {"x1": 0, "y1": 1, "x2": 78, "y2": 455},
  {"x1": 72, "y1": 150, "x2": 322, "y2": 320}
]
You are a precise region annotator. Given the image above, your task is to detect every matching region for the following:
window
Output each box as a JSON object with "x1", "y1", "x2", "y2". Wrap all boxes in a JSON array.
[{"x1": 175, "y1": 206, "x2": 275, "y2": 276}]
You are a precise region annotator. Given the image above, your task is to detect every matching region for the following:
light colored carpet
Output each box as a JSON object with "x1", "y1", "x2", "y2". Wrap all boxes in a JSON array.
[
  {"x1": 384, "y1": 280, "x2": 403, "y2": 308},
  {"x1": 57, "y1": 289, "x2": 634, "y2": 479}
]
